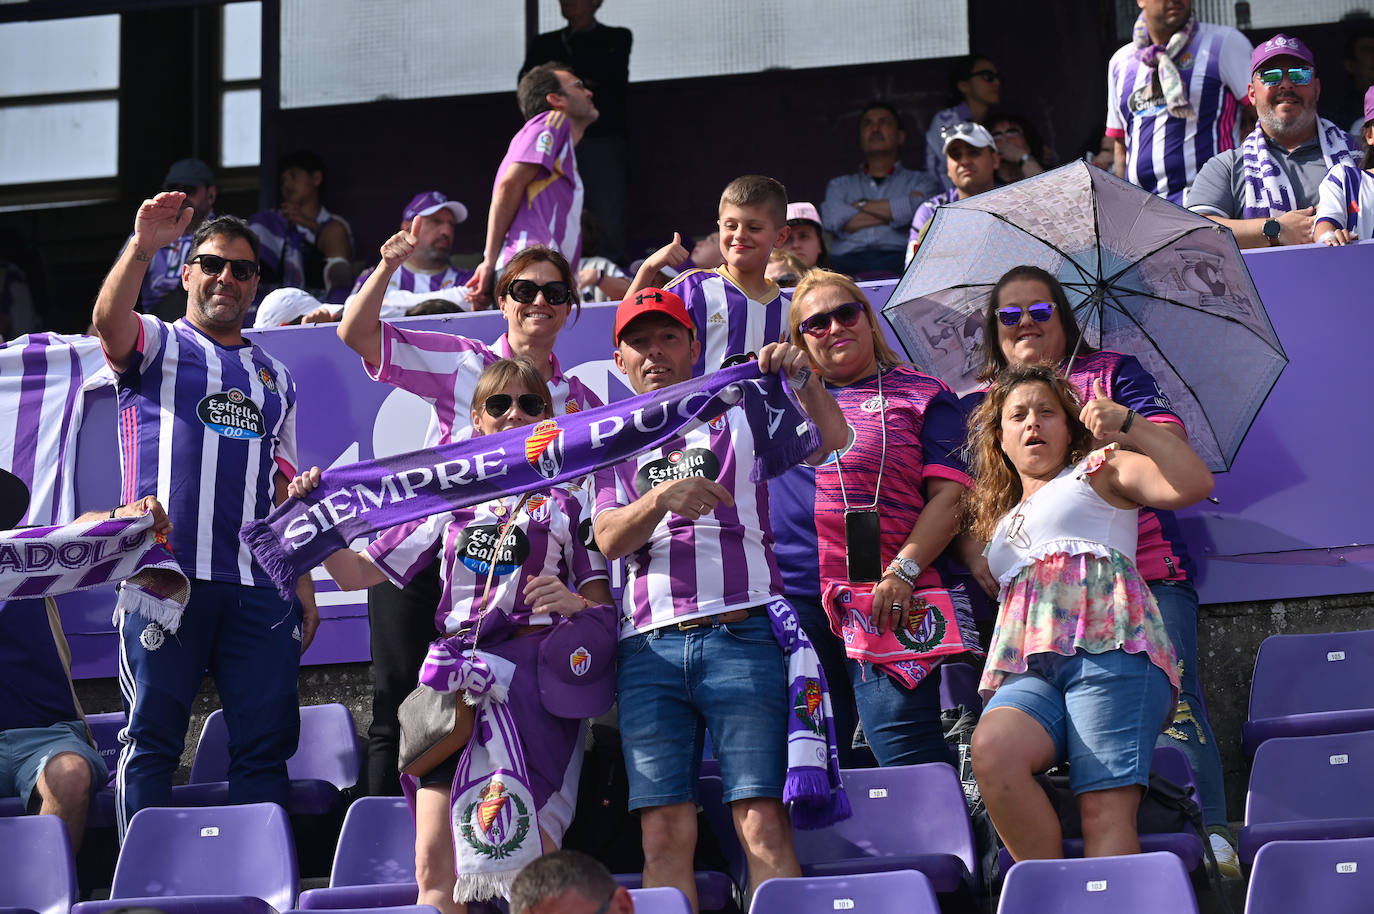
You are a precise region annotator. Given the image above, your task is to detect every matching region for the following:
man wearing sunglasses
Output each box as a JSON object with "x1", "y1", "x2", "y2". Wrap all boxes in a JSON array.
[
  {"x1": 91, "y1": 192, "x2": 316, "y2": 838},
  {"x1": 1187, "y1": 33, "x2": 1361, "y2": 247},
  {"x1": 1106, "y1": 0, "x2": 1252, "y2": 205}
]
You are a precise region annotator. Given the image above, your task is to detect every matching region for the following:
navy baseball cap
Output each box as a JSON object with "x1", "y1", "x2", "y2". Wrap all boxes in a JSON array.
[{"x1": 163, "y1": 158, "x2": 215, "y2": 189}]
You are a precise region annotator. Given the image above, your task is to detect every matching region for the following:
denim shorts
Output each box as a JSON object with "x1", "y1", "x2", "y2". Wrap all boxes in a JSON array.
[
  {"x1": 983, "y1": 649, "x2": 1172, "y2": 795},
  {"x1": 0, "y1": 720, "x2": 107, "y2": 810},
  {"x1": 617, "y1": 613, "x2": 787, "y2": 810}
]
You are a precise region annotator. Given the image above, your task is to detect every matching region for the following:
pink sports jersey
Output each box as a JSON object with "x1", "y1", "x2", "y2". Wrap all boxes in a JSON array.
[
  {"x1": 1106, "y1": 21, "x2": 1251, "y2": 204},
  {"x1": 367, "y1": 485, "x2": 606, "y2": 636},
  {"x1": 813, "y1": 367, "x2": 971, "y2": 589},
  {"x1": 664, "y1": 266, "x2": 790, "y2": 375},
  {"x1": 593, "y1": 408, "x2": 783, "y2": 636},
  {"x1": 349, "y1": 263, "x2": 472, "y2": 298},
  {"x1": 495, "y1": 111, "x2": 583, "y2": 271},
  {"x1": 366, "y1": 324, "x2": 601, "y2": 445}
]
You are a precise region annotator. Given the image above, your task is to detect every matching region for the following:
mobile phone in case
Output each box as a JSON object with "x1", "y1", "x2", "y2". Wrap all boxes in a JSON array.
[{"x1": 845, "y1": 509, "x2": 882, "y2": 583}]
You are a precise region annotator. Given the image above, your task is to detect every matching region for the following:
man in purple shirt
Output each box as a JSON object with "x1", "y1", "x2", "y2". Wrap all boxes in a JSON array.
[{"x1": 467, "y1": 63, "x2": 599, "y2": 307}]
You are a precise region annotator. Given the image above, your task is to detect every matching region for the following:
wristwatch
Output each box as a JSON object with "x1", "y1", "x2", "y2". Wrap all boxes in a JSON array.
[
  {"x1": 854, "y1": 198, "x2": 869, "y2": 211},
  {"x1": 885, "y1": 556, "x2": 921, "y2": 587},
  {"x1": 1262, "y1": 218, "x2": 1281, "y2": 247}
]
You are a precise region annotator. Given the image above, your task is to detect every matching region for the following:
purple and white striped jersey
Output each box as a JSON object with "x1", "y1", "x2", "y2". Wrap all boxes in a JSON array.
[
  {"x1": 366, "y1": 485, "x2": 606, "y2": 636},
  {"x1": 494, "y1": 110, "x2": 583, "y2": 271},
  {"x1": 249, "y1": 205, "x2": 353, "y2": 291},
  {"x1": 1107, "y1": 23, "x2": 1252, "y2": 204},
  {"x1": 0, "y1": 333, "x2": 114, "y2": 525},
  {"x1": 592, "y1": 409, "x2": 783, "y2": 637},
  {"x1": 1316, "y1": 163, "x2": 1374, "y2": 240},
  {"x1": 367, "y1": 325, "x2": 602, "y2": 446},
  {"x1": 114, "y1": 315, "x2": 298, "y2": 587},
  {"x1": 664, "y1": 267, "x2": 790, "y2": 375}
]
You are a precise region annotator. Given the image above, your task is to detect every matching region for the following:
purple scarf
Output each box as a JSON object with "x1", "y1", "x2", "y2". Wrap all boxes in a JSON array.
[
  {"x1": 241, "y1": 363, "x2": 819, "y2": 599},
  {"x1": 1240, "y1": 118, "x2": 1359, "y2": 218},
  {"x1": 1133, "y1": 12, "x2": 1199, "y2": 119}
]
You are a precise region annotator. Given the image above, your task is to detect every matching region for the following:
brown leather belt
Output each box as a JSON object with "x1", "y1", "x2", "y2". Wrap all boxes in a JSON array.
[{"x1": 675, "y1": 605, "x2": 767, "y2": 632}]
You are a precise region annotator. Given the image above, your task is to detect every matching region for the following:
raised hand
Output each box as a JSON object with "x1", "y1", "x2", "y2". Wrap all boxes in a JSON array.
[
  {"x1": 133, "y1": 192, "x2": 194, "y2": 251},
  {"x1": 646, "y1": 232, "x2": 688, "y2": 273},
  {"x1": 757, "y1": 341, "x2": 814, "y2": 389},
  {"x1": 1079, "y1": 378, "x2": 1129, "y2": 441},
  {"x1": 381, "y1": 216, "x2": 421, "y2": 267},
  {"x1": 287, "y1": 466, "x2": 323, "y2": 499}
]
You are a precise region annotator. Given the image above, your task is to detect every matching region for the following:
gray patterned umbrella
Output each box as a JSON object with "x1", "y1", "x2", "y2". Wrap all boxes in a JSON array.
[{"x1": 882, "y1": 160, "x2": 1287, "y2": 471}]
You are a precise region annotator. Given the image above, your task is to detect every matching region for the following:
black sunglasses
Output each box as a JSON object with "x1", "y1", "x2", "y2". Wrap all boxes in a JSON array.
[
  {"x1": 798, "y1": 301, "x2": 866, "y2": 338},
  {"x1": 506, "y1": 279, "x2": 572, "y2": 306},
  {"x1": 188, "y1": 254, "x2": 258, "y2": 281},
  {"x1": 968, "y1": 69, "x2": 1001, "y2": 83},
  {"x1": 483, "y1": 393, "x2": 547, "y2": 419},
  {"x1": 996, "y1": 302, "x2": 1055, "y2": 326}
]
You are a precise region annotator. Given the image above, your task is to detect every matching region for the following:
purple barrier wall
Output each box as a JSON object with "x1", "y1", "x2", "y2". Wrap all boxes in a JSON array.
[{"x1": 57, "y1": 245, "x2": 1374, "y2": 677}]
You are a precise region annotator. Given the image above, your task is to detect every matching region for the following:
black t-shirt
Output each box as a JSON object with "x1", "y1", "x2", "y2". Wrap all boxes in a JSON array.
[{"x1": 521, "y1": 23, "x2": 633, "y2": 138}]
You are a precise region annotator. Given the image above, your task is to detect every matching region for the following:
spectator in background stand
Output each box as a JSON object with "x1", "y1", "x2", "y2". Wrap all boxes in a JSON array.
[
  {"x1": 781, "y1": 202, "x2": 829, "y2": 269},
  {"x1": 248, "y1": 150, "x2": 355, "y2": 304},
  {"x1": 522, "y1": 1, "x2": 633, "y2": 266},
  {"x1": 1315, "y1": 86, "x2": 1374, "y2": 246},
  {"x1": 468, "y1": 63, "x2": 599, "y2": 307},
  {"x1": 1341, "y1": 21, "x2": 1374, "y2": 136},
  {"x1": 510, "y1": 850, "x2": 635, "y2": 914},
  {"x1": 1106, "y1": 0, "x2": 1252, "y2": 205},
  {"x1": 987, "y1": 113, "x2": 1053, "y2": 184},
  {"x1": 822, "y1": 102, "x2": 940, "y2": 277},
  {"x1": 575, "y1": 212, "x2": 631, "y2": 302},
  {"x1": 406, "y1": 297, "x2": 466, "y2": 316},
  {"x1": 765, "y1": 249, "x2": 809, "y2": 288},
  {"x1": 253, "y1": 287, "x2": 323, "y2": 328},
  {"x1": 1082, "y1": 128, "x2": 1118, "y2": 172},
  {"x1": 925, "y1": 55, "x2": 1002, "y2": 189},
  {"x1": 1186, "y1": 34, "x2": 1359, "y2": 248},
  {"x1": 131, "y1": 158, "x2": 217, "y2": 322},
  {"x1": 907, "y1": 123, "x2": 1001, "y2": 265}
]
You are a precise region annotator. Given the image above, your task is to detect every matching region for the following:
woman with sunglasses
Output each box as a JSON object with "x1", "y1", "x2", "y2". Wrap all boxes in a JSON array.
[
  {"x1": 773, "y1": 270, "x2": 983, "y2": 768},
  {"x1": 924, "y1": 54, "x2": 1002, "y2": 188},
  {"x1": 967, "y1": 263, "x2": 1240, "y2": 871},
  {"x1": 965, "y1": 364, "x2": 1212, "y2": 860},
  {"x1": 339, "y1": 229, "x2": 600, "y2": 796},
  {"x1": 289, "y1": 357, "x2": 614, "y2": 914}
]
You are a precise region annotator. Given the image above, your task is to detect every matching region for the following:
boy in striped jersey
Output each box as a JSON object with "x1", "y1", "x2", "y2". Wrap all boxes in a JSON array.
[
  {"x1": 631, "y1": 175, "x2": 793, "y2": 376},
  {"x1": 593, "y1": 289, "x2": 849, "y2": 910},
  {"x1": 92, "y1": 192, "x2": 316, "y2": 838},
  {"x1": 467, "y1": 63, "x2": 599, "y2": 307}
]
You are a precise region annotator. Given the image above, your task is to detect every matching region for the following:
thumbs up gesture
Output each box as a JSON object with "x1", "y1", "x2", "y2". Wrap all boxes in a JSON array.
[
  {"x1": 1078, "y1": 377, "x2": 1130, "y2": 442},
  {"x1": 380, "y1": 215, "x2": 421, "y2": 268},
  {"x1": 645, "y1": 232, "x2": 689, "y2": 274}
]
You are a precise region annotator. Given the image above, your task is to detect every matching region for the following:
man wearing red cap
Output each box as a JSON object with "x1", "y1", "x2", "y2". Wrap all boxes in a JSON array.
[
  {"x1": 593, "y1": 289, "x2": 847, "y2": 911},
  {"x1": 1187, "y1": 33, "x2": 1361, "y2": 247}
]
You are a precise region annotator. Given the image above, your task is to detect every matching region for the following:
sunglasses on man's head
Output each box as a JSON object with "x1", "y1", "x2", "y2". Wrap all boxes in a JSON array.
[
  {"x1": 996, "y1": 302, "x2": 1055, "y2": 327},
  {"x1": 798, "y1": 301, "x2": 866, "y2": 338},
  {"x1": 940, "y1": 121, "x2": 981, "y2": 141},
  {"x1": 1257, "y1": 66, "x2": 1313, "y2": 87},
  {"x1": 482, "y1": 393, "x2": 547, "y2": 419},
  {"x1": 188, "y1": 254, "x2": 258, "y2": 281},
  {"x1": 506, "y1": 279, "x2": 572, "y2": 306}
]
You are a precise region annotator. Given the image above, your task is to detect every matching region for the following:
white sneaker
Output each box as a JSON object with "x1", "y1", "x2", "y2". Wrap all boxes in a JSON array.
[{"x1": 1209, "y1": 832, "x2": 1242, "y2": 879}]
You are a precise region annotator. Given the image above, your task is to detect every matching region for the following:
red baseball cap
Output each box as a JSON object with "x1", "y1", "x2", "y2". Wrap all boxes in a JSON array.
[{"x1": 613, "y1": 287, "x2": 694, "y2": 343}]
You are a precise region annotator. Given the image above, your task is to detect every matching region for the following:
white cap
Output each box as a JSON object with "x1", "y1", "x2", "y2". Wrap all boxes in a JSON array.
[{"x1": 254, "y1": 288, "x2": 322, "y2": 327}]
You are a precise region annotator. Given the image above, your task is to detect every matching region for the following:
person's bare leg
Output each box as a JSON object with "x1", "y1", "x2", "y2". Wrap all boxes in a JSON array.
[
  {"x1": 34, "y1": 752, "x2": 93, "y2": 854},
  {"x1": 1079, "y1": 786, "x2": 1143, "y2": 857},
  {"x1": 971, "y1": 707, "x2": 1063, "y2": 861},
  {"x1": 415, "y1": 784, "x2": 465, "y2": 914},
  {"x1": 732, "y1": 797, "x2": 801, "y2": 905},
  {"x1": 640, "y1": 802, "x2": 699, "y2": 912}
]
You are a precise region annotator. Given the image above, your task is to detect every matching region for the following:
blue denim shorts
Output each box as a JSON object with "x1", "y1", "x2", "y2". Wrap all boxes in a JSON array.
[
  {"x1": 617, "y1": 613, "x2": 787, "y2": 810},
  {"x1": 984, "y1": 649, "x2": 1172, "y2": 794},
  {"x1": 0, "y1": 720, "x2": 107, "y2": 810}
]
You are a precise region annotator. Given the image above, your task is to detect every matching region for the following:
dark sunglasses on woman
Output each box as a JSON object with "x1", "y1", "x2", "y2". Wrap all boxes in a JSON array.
[
  {"x1": 798, "y1": 301, "x2": 866, "y2": 338},
  {"x1": 996, "y1": 302, "x2": 1055, "y2": 326},
  {"x1": 188, "y1": 254, "x2": 259, "y2": 281},
  {"x1": 483, "y1": 393, "x2": 547, "y2": 418},
  {"x1": 506, "y1": 279, "x2": 572, "y2": 306}
]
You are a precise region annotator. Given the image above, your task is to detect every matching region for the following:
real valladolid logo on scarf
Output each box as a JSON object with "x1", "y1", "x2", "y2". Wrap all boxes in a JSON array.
[{"x1": 240, "y1": 362, "x2": 820, "y2": 597}]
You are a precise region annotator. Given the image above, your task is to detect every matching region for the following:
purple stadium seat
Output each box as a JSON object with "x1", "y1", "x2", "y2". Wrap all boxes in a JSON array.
[
  {"x1": 329, "y1": 796, "x2": 416, "y2": 887},
  {"x1": 938, "y1": 662, "x2": 982, "y2": 713},
  {"x1": 298, "y1": 884, "x2": 420, "y2": 910},
  {"x1": 78, "y1": 802, "x2": 297, "y2": 912},
  {"x1": 997, "y1": 851, "x2": 1199, "y2": 914},
  {"x1": 0, "y1": 797, "x2": 24, "y2": 817},
  {"x1": 1244, "y1": 837, "x2": 1374, "y2": 913},
  {"x1": 86, "y1": 710, "x2": 126, "y2": 788},
  {"x1": 285, "y1": 908, "x2": 440, "y2": 914},
  {"x1": 73, "y1": 895, "x2": 279, "y2": 914},
  {"x1": 1243, "y1": 630, "x2": 1374, "y2": 758},
  {"x1": 181, "y1": 703, "x2": 360, "y2": 814},
  {"x1": 750, "y1": 870, "x2": 940, "y2": 914},
  {"x1": 1238, "y1": 729, "x2": 1374, "y2": 864},
  {"x1": 789, "y1": 764, "x2": 978, "y2": 897},
  {"x1": 0, "y1": 815, "x2": 79, "y2": 914},
  {"x1": 627, "y1": 887, "x2": 692, "y2": 914}
]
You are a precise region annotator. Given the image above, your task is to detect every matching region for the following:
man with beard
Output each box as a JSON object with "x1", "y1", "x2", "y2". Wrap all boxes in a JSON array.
[
  {"x1": 337, "y1": 191, "x2": 472, "y2": 319},
  {"x1": 1106, "y1": 0, "x2": 1252, "y2": 205},
  {"x1": 1186, "y1": 34, "x2": 1360, "y2": 247},
  {"x1": 92, "y1": 192, "x2": 317, "y2": 838}
]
